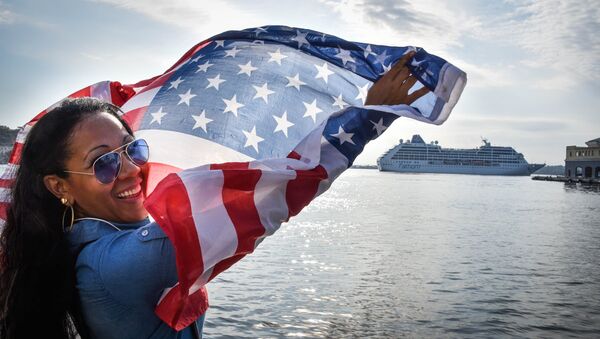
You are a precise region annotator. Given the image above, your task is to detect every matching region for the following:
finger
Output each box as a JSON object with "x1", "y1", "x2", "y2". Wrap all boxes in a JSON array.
[
  {"x1": 400, "y1": 75, "x2": 418, "y2": 92},
  {"x1": 396, "y1": 50, "x2": 415, "y2": 68},
  {"x1": 406, "y1": 86, "x2": 430, "y2": 104},
  {"x1": 388, "y1": 51, "x2": 415, "y2": 79},
  {"x1": 392, "y1": 66, "x2": 410, "y2": 82}
]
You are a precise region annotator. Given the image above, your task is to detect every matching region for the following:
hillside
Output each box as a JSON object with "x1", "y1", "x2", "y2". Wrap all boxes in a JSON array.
[{"x1": 0, "y1": 126, "x2": 19, "y2": 163}]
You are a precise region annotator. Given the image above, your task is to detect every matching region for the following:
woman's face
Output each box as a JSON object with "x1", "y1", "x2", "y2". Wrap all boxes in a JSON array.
[{"x1": 62, "y1": 112, "x2": 148, "y2": 223}]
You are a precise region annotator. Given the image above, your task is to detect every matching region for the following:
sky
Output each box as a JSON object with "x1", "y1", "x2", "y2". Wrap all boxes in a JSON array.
[{"x1": 0, "y1": 0, "x2": 598, "y2": 165}]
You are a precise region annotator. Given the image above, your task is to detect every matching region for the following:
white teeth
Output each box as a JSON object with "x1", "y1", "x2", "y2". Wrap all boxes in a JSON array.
[{"x1": 116, "y1": 186, "x2": 141, "y2": 198}]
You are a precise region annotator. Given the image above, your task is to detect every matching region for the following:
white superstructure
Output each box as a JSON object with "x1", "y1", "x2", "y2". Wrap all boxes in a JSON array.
[{"x1": 377, "y1": 135, "x2": 544, "y2": 176}]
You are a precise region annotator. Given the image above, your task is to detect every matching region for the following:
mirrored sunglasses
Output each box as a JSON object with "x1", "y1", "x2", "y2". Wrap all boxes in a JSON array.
[{"x1": 65, "y1": 138, "x2": 149, "y2": 184}]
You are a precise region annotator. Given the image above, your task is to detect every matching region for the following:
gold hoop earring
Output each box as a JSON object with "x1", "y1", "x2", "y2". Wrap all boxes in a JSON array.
[{"x1": 61, "y1": 199, "x2": 75, "y2": 232}]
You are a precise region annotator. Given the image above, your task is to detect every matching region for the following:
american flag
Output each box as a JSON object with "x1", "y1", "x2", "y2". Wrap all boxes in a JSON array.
[{"x1": 0, "y1": 26, "x2": 466, "y2": 329}]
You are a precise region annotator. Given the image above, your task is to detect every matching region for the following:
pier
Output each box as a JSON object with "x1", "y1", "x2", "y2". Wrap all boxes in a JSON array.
[{"x1": 532, "y1": 175, "x2": 600, "y2": 184}]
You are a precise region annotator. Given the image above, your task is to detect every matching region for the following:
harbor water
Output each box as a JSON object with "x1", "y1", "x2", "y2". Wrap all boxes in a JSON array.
[{"x1": 203, "y1": 169, "x2": 600, "y2": 338}]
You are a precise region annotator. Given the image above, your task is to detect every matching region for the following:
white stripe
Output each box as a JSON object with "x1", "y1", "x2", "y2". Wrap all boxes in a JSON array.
[
  {"x1": 178, "y1": 169, "x2": 238, "y2": 275},
  {"x1": 120, "y1": 87, "x2": 160, "y2": 113},
  {"x1": 136, "y1": 129, "x2": 252, "y2": 169},
  {"x1": 16, "y1": 125, "x2": 31, "y2": 143},
  {"x1": 0, "y1": 188, "x2": 12, "y2": 203},
  {"x1": 0, "y1": 163, "x2": 19, "y2": 180},
  {"x1": 250, "y1": 162, "x2": 296, "y2": 236},
  {"x1": 90, "y1": 81, "x2": 112, "y2": 102},
  {"x1": 291, "y1": 121, "x2": 328, "y2": 168},
  {"x1": 316, "y1": 137, "x2": 349, "y2": 197},
  {"x1": 189, "y1": 267, "x2": 213, "y2": 295}
]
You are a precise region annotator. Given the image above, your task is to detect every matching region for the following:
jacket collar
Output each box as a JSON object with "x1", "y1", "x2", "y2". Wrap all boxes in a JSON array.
[{"x1": 66, "y1": 217, "x2": 150, "y2": 255}]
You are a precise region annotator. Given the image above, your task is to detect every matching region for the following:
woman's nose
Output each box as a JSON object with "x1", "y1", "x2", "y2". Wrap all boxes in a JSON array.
[{"x1": 117, "y1": 151, "x2": 141, "y2": 179}]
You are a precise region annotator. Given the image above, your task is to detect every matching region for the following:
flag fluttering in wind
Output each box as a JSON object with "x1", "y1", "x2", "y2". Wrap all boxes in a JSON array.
[{"x1": 0, "y1": 26, "x2": 466, "y2": 329}]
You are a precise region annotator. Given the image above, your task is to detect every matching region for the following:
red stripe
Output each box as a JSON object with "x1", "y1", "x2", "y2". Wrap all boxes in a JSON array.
[
  {"x1": 288, "y1": 150, "x2": 301, "y2": 160},
  {"x1": 135, "y1": 71, "x2": 173, "y2": 95},
  {"x1": 141, "y1": 161, "x2": 181, "y2": 196},
  {"x1": 154, "y1": 286, "x2": 208, "y2": 331},
  {"x1": 0, "y1": 202, "x2": 9, "y2": 220},
  {"x1": 0, "y1": 178, "x2": 14, "y2": 188},
  {"x1": 122, "y1": 106, "x2": 148, "y2": 131},
  {"x1": 220, "y1": 167, "x2": 265, "y2": 254},
  {"x1": 210, "y1": 162, "x2": 249, "y2": 170},
  {"x1": 109, "y1": 81, "x2": 136, "y2": 107},
  {"x1": 209, "y1": 253, "x2": 246, "y2": 281},
  {"x1": 206, "y1": 164, "x2": 265, "y2": 281},
  {"x1": 68, "y1": 86, "x2": 92, "y2": 99},
  {"x1": 143, "y1": 173, "x2": 205, "y2": 329},
  {"x1": 127, "y1": 74, "x2": 161, "y2": 89},
  {"x1": 286, "y1": 165, "x2": 328, "y2": 218},
  {"x1": 8, "y1": 143, "x2": 23, "y2": 165}
]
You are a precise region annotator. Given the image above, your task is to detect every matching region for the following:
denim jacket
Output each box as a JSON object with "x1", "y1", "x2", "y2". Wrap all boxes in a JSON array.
[{"x1": 66, "y1": 217, "x2": 206, "y2": 339}]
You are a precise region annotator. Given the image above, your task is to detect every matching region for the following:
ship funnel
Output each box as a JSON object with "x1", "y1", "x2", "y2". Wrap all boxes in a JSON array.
[{"x1": 411, "y1": 134, "x2": 426, "y2": 144}]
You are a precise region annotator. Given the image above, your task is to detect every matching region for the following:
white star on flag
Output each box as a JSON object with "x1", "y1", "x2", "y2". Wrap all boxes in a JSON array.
[
  {"x1": 196, "y1": 61, "x2": 213, "y2": 73},
  {"x1": 355, "y1": 83, "x2": 370, "y2": 104},
  {"x1": 285, "y1": 73, "x2": 305, "y2": 90},
  {"x1": 253, "y1": 27, "x2": 268, "y2": 35},
  {"x1": 242, "y1": 126, "x2": 264, "y2": 152},
  {"x1": 253, "y1": 83, "x2": 275, "y2": 103},
  {"x1": 206, "y1": 74, "x2": 226, "y2": 90},
  {"x1": 192, "y1": 110, "x2": 212, "y2": 132},
  {"x1": 331, "y1": 126, "x2": 355, "y2": 145},
  {"x1": 178, "y1": 89, "x2": 196, "y2": 106},
  {"x1": 190, "y1": 54, "x2": 204, "y2": 63},
  {"x1": 150, "y1": 107, "x2": 167, "y2": 125},
  {"x1": 302, "y1": 99, "x2": 322, "y2": 123},
  {"x1": 214, "y1": 40, "x2": 225, "y2": 48},
  {"x1": 168, "y1": 77, "x2": 184, "y2": 90},
  {"x1": 292, "y1": 30, "x2": 310, "y2": 48},
  {"x1": 332, "y1": 94, "x2": 347, "y2": 110},
  {"x1": 315, "y1": 62, "x2": 334, "y2": 83},
  {"x1": 375, "y1": 50, "x2": 390, "y2": 66},
  {"x1": 363, "y1": 44, "x2": 376, "y2": 58},
  {"x1": 272, "y1": 111, "x2": 294, "y2": 137},
  {"x1": 268, "y1": 48, "x2": 287, "y2": 65},
  {"x1": 222, "y1": 94, "x2": 244, "y2": 116},
  {"x1": 381, "y1": 63, "x2": 392, "y2": 74},
  {"x1": 370, "y1": 118, "x2": 388, "y2": 136},
  {"x1": 224, "y1": 46, "x2": 241, "y2": 58},
  {"x1": 237, "y1": 61, "x2": 258, "y2": 76},
  {"x1": 335, "y1": 48, "x2": 355, "y2": 66}
]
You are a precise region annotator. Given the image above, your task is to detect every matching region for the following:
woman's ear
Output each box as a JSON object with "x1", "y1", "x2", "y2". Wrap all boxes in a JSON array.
[{"x1": 43, "y1": 174, "x2": 70, "y2": 200}]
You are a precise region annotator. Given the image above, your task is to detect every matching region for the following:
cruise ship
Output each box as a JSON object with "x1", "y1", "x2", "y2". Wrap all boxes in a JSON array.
[{"x1": 377, "y1": 135, "x2": 545, "y2": 176}]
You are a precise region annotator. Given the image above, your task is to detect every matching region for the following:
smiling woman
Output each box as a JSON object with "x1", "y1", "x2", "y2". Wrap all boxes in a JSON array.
[
  {"x1": 0, "y1": 98, "x2": 206, "y2": 338},
  {"x1": 0, "y1": 45, "x2": 433, "y2": 338}
]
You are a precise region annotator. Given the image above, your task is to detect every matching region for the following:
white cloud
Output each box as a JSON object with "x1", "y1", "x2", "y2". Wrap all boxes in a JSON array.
[
  {"x1": 318, "y1": 0, "x2": 479, "y2": 52},
  {"x1": 319, "y1": 0, "x2": 600, "y2": 90},
  {"x1": 471, "y1": 1, "x2": 600, "y2": 84},
  {"x1": 0, "y1": 2, "x2": 15, "y2": 24}
]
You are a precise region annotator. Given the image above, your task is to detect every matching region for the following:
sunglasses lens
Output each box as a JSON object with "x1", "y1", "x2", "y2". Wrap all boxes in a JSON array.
[
  {"x1": 94, "y1": 152, "x2": 121, "y2": 184},
  {"x1": 127, "y1": 139, "x2": 149, "y2": 166}
]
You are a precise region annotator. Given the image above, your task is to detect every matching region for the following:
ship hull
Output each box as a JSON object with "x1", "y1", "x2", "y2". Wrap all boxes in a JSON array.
[{"x1": 377, "y1": 162, "x2": 533, "y2": 176}]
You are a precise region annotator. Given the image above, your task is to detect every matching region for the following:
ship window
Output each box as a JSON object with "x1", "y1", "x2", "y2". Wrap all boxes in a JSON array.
[{"x1": 569, "y1": 151, "x2": 572, "y2": 157}]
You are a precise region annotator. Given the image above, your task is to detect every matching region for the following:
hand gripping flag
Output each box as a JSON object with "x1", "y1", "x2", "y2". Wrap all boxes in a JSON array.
[{"x1": 0, "y1": 26, "x2": 466, "y2": 329}]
